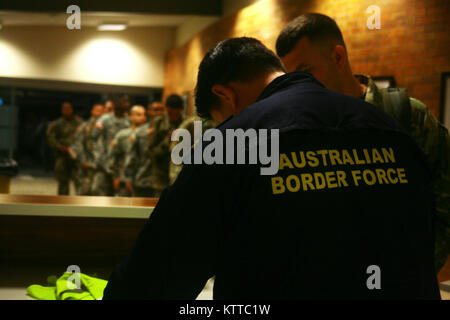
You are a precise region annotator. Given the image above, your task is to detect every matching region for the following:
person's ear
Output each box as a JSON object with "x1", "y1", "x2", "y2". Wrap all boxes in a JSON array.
[
  {"x1": 331, "y1": 44, "x2": 347, "y2": 71},
  {"x1": 212, "y1": 84, "x2": 236, "y2": 111}
]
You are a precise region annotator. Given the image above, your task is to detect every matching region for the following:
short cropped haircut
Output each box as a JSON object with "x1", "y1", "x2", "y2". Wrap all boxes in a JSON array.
[
  {"x1": 276, "y1": 13, "x2": 345, "y2": 58},
  {"x1": 195, "y1": 37, "x2": 285, "y2": 119},
  {"x1": 165, "y1": 94, "x2": 184, "y2": 109}
]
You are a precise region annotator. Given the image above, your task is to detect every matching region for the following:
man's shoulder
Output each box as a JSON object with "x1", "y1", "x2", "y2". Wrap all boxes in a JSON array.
[
  {"x1": 409, "y1": 97, "x2": 428, "y2": 114},
  {"x1": 115, "y1": 115, "x2": 131, "y2": 125},
  {"x1": 151, "y1": 114, "x2": 168, "y2": 127},
  {"x1": 135, "y1": 123, "x2": 149, "y2": 135},
  {"x1": 408, "y1": 96, "x2": 446, "y2": 140},
  {"x1": 362, "y1": 74, "x2": 431, "y2": 122},
  {"x1": 223, "y1": 81, "x2": 402, "y2": 135},
  {"x1": 116, "y1": 127, "x2": 132, "y2": 136},
  {"x1": 98, "y1": 113, "x2": 113, "y2": 124},
  {"x1": 74, "y1": 115, "x2": 83, "y2": 124},
  {"x1": 178, "y1": 116, "x2": 198, "y2": 130},
  {"x1": 49, "y1": 117, "x2": 64, "y2": 128}
]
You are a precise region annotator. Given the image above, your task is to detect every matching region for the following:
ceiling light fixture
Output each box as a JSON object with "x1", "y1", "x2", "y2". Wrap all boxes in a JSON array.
[{"x1": 97, "y1": 23, "x2": 127, "y2": 31}]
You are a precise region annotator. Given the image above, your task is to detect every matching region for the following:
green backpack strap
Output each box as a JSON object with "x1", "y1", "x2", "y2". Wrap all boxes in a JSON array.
[{"x1": 380, "y1": 87, "x2": 412, "y2": 132}]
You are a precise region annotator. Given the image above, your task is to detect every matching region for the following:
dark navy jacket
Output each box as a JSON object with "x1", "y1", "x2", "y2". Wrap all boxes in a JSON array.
[{"x1": 103, "y1": 72, "x2": 440, "y2": 300}]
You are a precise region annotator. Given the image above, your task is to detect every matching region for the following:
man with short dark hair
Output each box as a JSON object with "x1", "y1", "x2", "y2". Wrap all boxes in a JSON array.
[
  {"x1": 103, "y1": 38, "x2": 439, "y2": 299},
  {"x1": 276, "y1": 13, "x2": 450, "y2": 273}
]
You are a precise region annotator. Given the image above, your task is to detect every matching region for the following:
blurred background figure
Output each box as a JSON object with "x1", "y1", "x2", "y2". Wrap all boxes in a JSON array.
[
  {"x1": 46, "y1": 102, "x2": 83, "y2": 195},
  {"x1": 91, "y1": 96, "x2": 131, "y2": 196},
  {"x1": 169, "y1": 116, "x2": 216, "y2": 184},
  {"x1": 145, "y1": 94, "x2": 184, "y2": 196},
  {"x1": 146, "y1": 101, "x2": 166, "y2": 123},
  {"x1": 72, "y1": 102, "x2": 105, "y2": 195},
  {"x1": 165, "y1": 94, "x2": 184, "y2": 129},
  {"x1": 108, "y1": 105, "x2": 147, "y2": 197},
  {"x1": 104, "y1": 100, "x2": 115, "y2": 115},
  {"x1": 124, "y1": 95, "x2": 184, "y2": 197}
]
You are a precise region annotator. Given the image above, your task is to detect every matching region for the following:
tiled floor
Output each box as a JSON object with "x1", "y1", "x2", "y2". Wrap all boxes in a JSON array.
[{"x1": 10, "y1": 173, "x2": 76, "y2": 196}]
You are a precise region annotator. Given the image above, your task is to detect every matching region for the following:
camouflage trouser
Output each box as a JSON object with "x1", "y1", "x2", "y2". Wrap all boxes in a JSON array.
[
  {"x1": 54, "y1": 155, "x2": 80, "y2": 195},
  {"x1": 91, "y1": 171, "x2": 114, "y2": 196},
  {"x1": 116, "y1": 182, "x2": 132, "y2": 197},
  {"x1": 78, "y1": 168, "x2": 97, "y2": 196},
  {"x1": 169, "y1": 163, "x2": 183, "y2": 185}
]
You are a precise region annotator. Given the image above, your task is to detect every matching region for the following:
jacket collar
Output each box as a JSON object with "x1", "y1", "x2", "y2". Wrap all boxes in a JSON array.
[{"x1": 257, "y1": 71, "x2": 325, "y2": 101}]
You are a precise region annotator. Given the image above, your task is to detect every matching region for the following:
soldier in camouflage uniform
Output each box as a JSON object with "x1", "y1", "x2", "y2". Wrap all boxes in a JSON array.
[
  {"x1": 276, "y1": 13, "x2": 450, "y2": 272},
  {"x1": 71, "y1": 103, "x2": 105, "y2": 195},
  {"x1": 46, "y1": 102, "x2": 83, "y2": 195},
  {"x1": 360, "y1": 74, "x2": 450, "y2": 272},
  {"x1": 91, "y1": 96, "x2": 131, "y2": 196},
  {"x1": 107, "y1": 105, "x2": 147, "y2": 197},
  {"x1": 169, "y1": 116, "x2": 217, "y2": 184},
  {"x1": 124, "y1": 96, "x2": 184, "y2": 197}
]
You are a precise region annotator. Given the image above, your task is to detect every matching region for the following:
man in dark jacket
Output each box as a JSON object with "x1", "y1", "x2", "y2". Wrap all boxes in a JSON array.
[{"x1": 103, "y1": 37, "x2": 440, "y2": 300}]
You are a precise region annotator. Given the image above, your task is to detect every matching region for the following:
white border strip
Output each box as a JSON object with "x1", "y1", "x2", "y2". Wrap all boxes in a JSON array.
[{"x1": 0, "y1": 203, "x2": 152, "y2": 219}]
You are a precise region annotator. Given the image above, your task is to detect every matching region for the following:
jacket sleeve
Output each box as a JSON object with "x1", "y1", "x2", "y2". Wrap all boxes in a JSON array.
[
  {"x1": 409, "y1": 97, "x2": 450, "y2": 270},
  {"x1": 106, "y1": 132, "x2": 122, "y2": 178},
  {"x1": 123, "y1": 135, "x2": 139, "y2": 184},
  {"x1": 71, "y1": 124, "x2": 85, "y2": 163},
  {"x1": 93, "y1": 122, "x2": 108, "y2": 171},
  {"x1": 102, "y1": 164, "x2": 220, "y2": 299},
  {"x1": 46, "y1": 120, "x2": 63, "y2": 151}
]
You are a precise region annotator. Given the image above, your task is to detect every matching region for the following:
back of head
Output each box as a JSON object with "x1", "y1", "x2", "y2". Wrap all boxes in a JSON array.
[
  {"x1": 276, "y1": 13, "x2": 345, "y2": 58},
  {"x1": 165, "y1": 94, "x2": 183, "y2": 110},
  {"x1": 110, "y1": 95, "x2": 126, "y2": 116},
  {"x1": 195, "y1": 37, "x2": 285, "y2": 119}
]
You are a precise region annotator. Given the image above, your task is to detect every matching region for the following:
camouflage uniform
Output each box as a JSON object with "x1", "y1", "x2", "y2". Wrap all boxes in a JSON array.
[
  {"x1": 46, "y1": 116, "x2": 83, "y2": 195},
  {"x1": 107, "y1": 127, "x2": 137, "y2": 197},
  {"x1": 124, "y1": 114, "x2": 183, "y2": 197},
  {"x1": 360, "y1": 75, "x2": 450, "y2": 272},
  {"x1": 71, "y1": 117, "x2": 102, "y2": 195},
  {"x1": 169, "y1": 116, "x2": 217, "y2": 184},
  {"x1": 91, "y1": 113, "x2": 131, "y2": 196}
]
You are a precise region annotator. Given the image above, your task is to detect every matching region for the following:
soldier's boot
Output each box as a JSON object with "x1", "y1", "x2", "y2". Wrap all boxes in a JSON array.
[
  {"x1": 79, "y1": 171, "x2": 93, "y2": 195},
  {"x1": 91, "y1": 171, "x2": 114, "y2": 196},
  {"x1": 58, "y1": 179, "x2": 70, "y2": 195},
  {"x1": 91, "y1": 171, "x2": 107, "y2": 196},
  {"x1": 117, "y1": 183, "x2": 132, "y2": 197},
  {"x1": 55, "y1": 156, "x2": 70, "y2": 195}
]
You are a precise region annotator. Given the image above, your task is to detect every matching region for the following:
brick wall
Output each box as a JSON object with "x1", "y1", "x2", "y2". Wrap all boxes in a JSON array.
[{"x1": 163, "y1": 0, "x2": 450, "y2": 118}]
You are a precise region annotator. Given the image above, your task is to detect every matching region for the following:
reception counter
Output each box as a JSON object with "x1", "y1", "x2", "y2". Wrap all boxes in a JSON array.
[{"x1": 0, "y1": 195, "x2": 157, "y2": 267}]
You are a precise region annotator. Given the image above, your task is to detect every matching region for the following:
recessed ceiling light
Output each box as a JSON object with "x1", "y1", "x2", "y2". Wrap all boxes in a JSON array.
[{"x1": 97, "y1": 23, "x2": 127, "y2": 31}]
